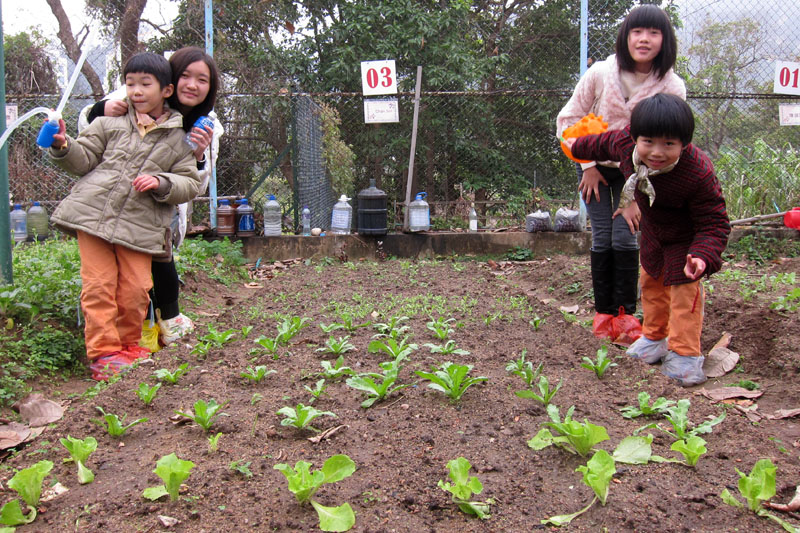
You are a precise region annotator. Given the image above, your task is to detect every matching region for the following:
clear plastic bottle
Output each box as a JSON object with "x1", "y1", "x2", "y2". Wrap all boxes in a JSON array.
[
  {"x1": 26, "y1": 201, "x2": 49, "y2": 241},
  {"x1": 469, "y1": 203, "x2": 478, "y2": 233},
  {"x1": 216, "y1": 199, "x2": 236, "y2": 236},
  {"x1": 301, "y1": 206, "x2": 311, "y2": 236},
  {"x1": 408, "y1": 192, "x2": 430, "y2": 232},
  {"x1": 330, "y1": 195, "x2": 352, "y2": 235},
  {"x1": 9, "y1": 204, "x2": 27, "y2": 243},
  {"x1": 185, "y1": 116, "x2": 214, "y2": 150},
  {"x1": 263, "y1": 195, "x2": 282, "y2": 236},
  {"x1": 236, "y1": 199, "x2": 255, "y2": 237}
]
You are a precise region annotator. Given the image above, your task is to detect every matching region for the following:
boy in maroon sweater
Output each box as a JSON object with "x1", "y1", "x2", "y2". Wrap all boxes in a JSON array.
[{"x1": 566, "y1": 93, "x2": 730, "y2": 386}]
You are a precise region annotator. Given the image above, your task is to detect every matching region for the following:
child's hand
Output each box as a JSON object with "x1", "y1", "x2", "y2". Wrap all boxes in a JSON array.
[
  {"x1": 578, "y1": 166, "x2": 608, "y2": 204},
  {"x1": 104, "y1": 99, "x2": 128, "y2": 117},
  {"x1": 188, "y1": 124, "x2": 213, "y2": 161},
  {"x1": 50, "y1": 119, "x2": 67, "y2": 149},
  {"x1": 612, "y1": 202, "x2": 641, "y2": 234},
  {"x1": 132, "y1": 174, "x2": 159, "y2": 192},
  {"x1": 683, "y1": 254, "x2": 706, "y2": 280}
]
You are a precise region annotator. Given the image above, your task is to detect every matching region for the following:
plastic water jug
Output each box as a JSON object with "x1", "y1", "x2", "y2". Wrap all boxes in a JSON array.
[
  {"x1": 356, "y1": 179, "x2": 387, "y2": 236},
  {"x1": 408, "y1": 192, "x2": 430, "y2": 232},
  {"x1": 236, "y1": 199, "x2": 255, "y2": 237},
  {"x1": 26, "y1": 201, "x2": 49, "y2": 240},
  {"x1": 185, "y1": 116, "x2": 214, "y2": 150},
  {"x1": 785, "y1": 207, "x2": 800, "y2": 229},
  {"x1": 330, "y1": 195, "x2": 352, "y2": 235},
  {"x1": 263, "y1": 195, "x2": 282, "y2": 236},
  {"x1": 9, "y1": 204, "x2": 27, "y2": 243},
  {"x1": 469, "y1": 204, "x2": 478, "y2": 233},
  {"x1": 216, "y1": 199, "x2": 235, "y2": 236},
  {"x1": 302, "y1": 206, "x2": 311, "y2": 236}
]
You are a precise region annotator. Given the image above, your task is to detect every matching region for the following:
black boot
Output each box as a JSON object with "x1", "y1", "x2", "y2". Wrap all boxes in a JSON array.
[
  {"x1": 613, "y1": 249, "x2": 640, "y2": 315},
  {"x1": 590, "y1": 250, "x2": 615, "y2": 315}
]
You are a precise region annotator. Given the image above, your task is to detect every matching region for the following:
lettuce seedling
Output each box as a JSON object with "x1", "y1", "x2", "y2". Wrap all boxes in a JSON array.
[
  {"x1": 670, "y1": 436, "x2": 707, "y2": 467},
  {"x1": 423, "y1": 340, "x2": 470, "y2": 356},
  {"x1": 542, "y1": 450, "x2": 616, "y2": 526},
  {"x1": 437, "y1": 457, "x2": 493, "y2": 519},
  {"x1": 426, "y1": 317, "x2": 455, "y2": 340},
  {"x1": 253, "y1": 335, "x2": 280, "y2": 357},
  {"x1": 274, "y1": 454, "x2": 356, "y2": 532},
  {"x1": 60, "y1": 435, "x2": 97, "y2": 484},
  {"x1": 208, "y1": 432, "x2": 222, "y2": 453},
  {"x1": 367, "y1": 336, "x2": 418, "y2": 363},
  {"x1": 142, "y1": 453, "x2": 195, "y2": 502},
  {"x1": 505, "y1": 349, "x2": 542, "y2": 387},
  {"x1": 276, "y1": 316, "x2": 311, "y2": 345},
  {"x1": 581, "y1": 345, "x2": 617, "y2": 378},
  {"x1": 515, "y1": 374, "x2": 562, "y2": 407},
  {"x1": 277, "y1": 403, "x2": 337, "y2": 432},
  {"x1": 346, "y1": 360, "x2": 412, "y2": 408},
  {"x1": 136, "y1": 382, "x2": 162, "y2": 406},
  {"x1": 0, "y1": 460, "x2": 52, "y2": 526},
  {"x1": 154, "y1": 362, "x2": 190, "y2": 384},
  {"x1": 91, "y1": 406, "x2": 148, "y2": 437},
  {"x1": 316, "y1": 336, "x2": 356, "y2": 355},
  {"x1": 241, "y1": 365, "x2": 276, "y2": 383},
  {"x1": 619, "y1": 391, "x2": 675, "y2": 419},
  {"x1": 372, "y1": 316, "x2": 410, "y2": 339},
  {"x1": 721, "y1": 458, "x2": 798, "y2": 532},
  {"x1": 663, "y1": 399, "x2": 726, "y2": 440},
  {"x1": 198, "y1": 324, "x2": 237, "y2": 347},
  {"x1": 319, "y1": 356, "x2": 354, "y2": 379},
  {"x1": 415, "y1": 362, "x2": 488, "y2": 403},
  {"x1": 305, "y1": 379, "x2": 329, "y2": 404},
  {"x1": 528, "y1": 405, "x2": 609, "y2": 457},
  {"x1": 175, "y1": 399, "x2": 229, "y2": 432},
  {"x1": 334, "y1": 312, "x2": 371, "y2": 332}
]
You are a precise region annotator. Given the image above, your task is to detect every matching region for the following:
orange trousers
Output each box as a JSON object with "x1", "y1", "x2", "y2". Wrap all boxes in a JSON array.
[
  {"x1": 77, "y1": 231, "x2": 152, "y2": 360},
  {"x1": 640, "y1": 268, "x2": 704, "y2": 356}
]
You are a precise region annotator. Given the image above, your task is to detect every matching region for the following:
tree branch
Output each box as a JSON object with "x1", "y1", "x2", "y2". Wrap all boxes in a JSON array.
[{"x1": 45, "y1": 0, "x2": 105, "y2": 98}]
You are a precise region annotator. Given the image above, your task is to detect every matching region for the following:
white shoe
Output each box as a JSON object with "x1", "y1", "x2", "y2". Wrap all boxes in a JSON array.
[
  {"x1": 158, "y1": 313, "x2": 195, "y2": 344},
  {"x1": 661, "y1": 351, "x2": 707, "y2": 387},
  {"x1": 626, "y1": 336, "x2": 668, "y2": 364}
]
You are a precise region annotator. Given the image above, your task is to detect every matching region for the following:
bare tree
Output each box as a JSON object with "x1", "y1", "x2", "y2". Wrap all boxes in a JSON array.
[{"x1": 45, "y1": 0, "x2": 105, "y2": 98}]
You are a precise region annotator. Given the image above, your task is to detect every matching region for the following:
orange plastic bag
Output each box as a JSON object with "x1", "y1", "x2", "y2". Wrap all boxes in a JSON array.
[
  {"x1": 610, "y1": 307, "x2": 642, "y2": 346},
  {"x1": 560, "y1": 113, "x2": 609, "y2": 163},
  {"x1": 592, "y1": 313, "x2": 616, "y2": 340}
]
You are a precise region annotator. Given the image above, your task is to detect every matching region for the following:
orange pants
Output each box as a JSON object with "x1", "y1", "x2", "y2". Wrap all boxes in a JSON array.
[
  {"x1": 640, "y1": 268, "x2": 704, "y2": 356},
  {"x1": 77, "y1": 231, "x2": 152, "y2": 360}
]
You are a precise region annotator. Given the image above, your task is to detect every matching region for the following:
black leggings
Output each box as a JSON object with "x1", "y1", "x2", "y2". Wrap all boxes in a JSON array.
[{"x1": 146, "y1": 259, "x2": 181, "y2": 321}]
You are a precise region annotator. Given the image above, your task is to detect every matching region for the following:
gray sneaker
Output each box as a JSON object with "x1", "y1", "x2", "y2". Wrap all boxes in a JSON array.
[
  {"x1": 661, "y1": 351, "x2": 707, "y2": 387},
  {"x1": 626, "y1": 336, "x2": 668, "y2": 364}
]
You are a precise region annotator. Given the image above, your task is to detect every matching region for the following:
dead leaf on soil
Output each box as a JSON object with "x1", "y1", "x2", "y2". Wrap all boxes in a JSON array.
[
  {"x1": 702, "y1": 332, "x2": 739, "y2": 377},
  {"x1": 559, "y1": 305, "x2": 579, "y2": 314},
  {"x1": 41, "y1": 482, "x2": 68, "y2": 502},
  {"x1": 0, "y1": 423, "x2": 31, "y2": 450},
  {"x1": 244, "y1": 282, "x2": 263, "y2": 289},
  {"x1": 696, "y1": 387, "x2": 763, "y2": 402},
  {"x1": 13, "y1": 393, "x2": 64, "y2": 427},
  {"x1": 308, "y1": 424, "x2": 348, "y2": 444},
  {"x1": 158, "y1": 515, "x2": 180, "y2": 527},
  {"x1": 764, "y1": 485, "x2": 800, "y2": 512},
  {"x1": 734, "y1": 404, "x2": 763, "y2": 423},
  {"x1": 765, "y1": 408, "x2": 800, "y2": 420}
]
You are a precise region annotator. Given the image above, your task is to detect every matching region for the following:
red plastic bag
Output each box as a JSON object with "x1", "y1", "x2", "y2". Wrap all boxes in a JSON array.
[
  {"x1": 592, "y1": 313, "x2": 615, "y2": 340},
  {"x1": 610, "y1": 307, "x2": 642, "y2": 346}
]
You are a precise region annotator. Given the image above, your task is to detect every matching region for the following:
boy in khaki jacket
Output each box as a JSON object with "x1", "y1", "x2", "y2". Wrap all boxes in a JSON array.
[{"x1": 49, "y1": 52, "x2": 201, "y2": 380}]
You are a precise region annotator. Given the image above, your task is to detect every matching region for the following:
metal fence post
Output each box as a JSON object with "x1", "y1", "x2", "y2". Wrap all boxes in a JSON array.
[
  {"x1": 0, "y1": 8, "x2": 13, "y2": 285},
  {"x1": 205, "y1": 0, "x2": 218, "y2": 229}
]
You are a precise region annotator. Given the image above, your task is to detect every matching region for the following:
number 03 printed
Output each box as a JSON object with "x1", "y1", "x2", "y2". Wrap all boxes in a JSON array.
[
  {"x1": 361, "y1": 60, "x2": 398, "y2": 96},
  {"x1": 774, "y1": 60, "x2": 800, "y2": 96}
]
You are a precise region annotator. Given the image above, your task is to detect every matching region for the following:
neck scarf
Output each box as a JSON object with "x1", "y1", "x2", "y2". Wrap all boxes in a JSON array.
[{"x1": 619, "y1": 146, "x2": 678, "y2": 207}]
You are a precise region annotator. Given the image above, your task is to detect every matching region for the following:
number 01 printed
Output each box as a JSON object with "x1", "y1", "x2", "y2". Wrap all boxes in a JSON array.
[
  {"x1": 361, "y1": 60, "x2": 398, "y2": 96},
  {"x1": 774, "y1": 61, "x2": 800, "y2": 96}
]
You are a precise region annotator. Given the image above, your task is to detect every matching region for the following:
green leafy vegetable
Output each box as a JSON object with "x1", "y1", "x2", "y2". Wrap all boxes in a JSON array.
[
  {"x1": 319, "y1": 356, "x2": 354, "y2": 379},
  {"x1": 277, "y1": 403, "x2": 336, "y2": 432},
  {"x1": 175, "y1": 399, "x2": 229, "y2": 432},
  {"x1": 136, "y1": 382, "x2": 162, "y2": 405},
  {"x1": 415, "y1": 362, "x2": 487, "y2": 403},
  {"x1": 721, "y1": 458, "x2": 798, "y2": 532},
  {"x1": 0, "y1": 460, "x2": 52, "y2": 526},
  {"x1": 240, "y1": 365, "x2": 277, "y2": 383},
  {"x1": 663, "y1": 399, "x2": 726, "y2": 440},
  {"x1": 576, "y1": 449, "x2": 616, "y2": 505},
  {"x1": 528, "y1": 405, "x2": 609, "y2": 457},
  {"x1": 437, "y1": 457, "x2": 493, "y2": 519},
  {"x1": 304, "y1": 379, "x2": 329, "y2": 404},
  {"x1": 670, "y1": 436, "x2": 707, "y2": 467},
  {"x1": 367, "y1": 337, "x2": 418, "y2": 363},
  {"x1": 91, "y1": 406, "x2": 148, "y2": 437},
  {"x1": 505, "y1": 349, "x2": 542, "y2": 387},
  {"x1": 60, "y1": 435, "x2": 97, "y2": 484},
  {"x1": 153, "y1": 363, "x2": 190, "y2": 384},
  {"x1": 426, "y1": 317, "x2": 455, "y2": 340},
  {"x1": 515, "y1": 374, "x2": 562, "y2": 406},
  {"x1": 619, "y1": 391, "x2": 675, "y2": 419},
  {"x1": 581, "y1": 345, "x2": 617, "y2": 378},
  {"x1": 422, "y1": 340, "x2": 470, "y2": 356},
  {"x1": 142, "y1": 453, "x2": 195, "y2": 502},
  {"x1": 346, "y1": 360, "x2": 411, "y2": 408},
  {"x1": 316, "y1": 336, "x2": 356, "y2": 355}
]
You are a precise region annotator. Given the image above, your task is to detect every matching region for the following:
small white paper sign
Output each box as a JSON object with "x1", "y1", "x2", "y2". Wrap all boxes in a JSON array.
[
  {"x1": 361, "y1": 60, "x2": 398, "y2": 96},
  {"x1": 779, "y1": 104, "x2": 800, "y2": 126},
  {"x1": 364, "y1": 99, "x2": 399, "y2": 123},
  {"x1": 774, "y1": 61, "x2": 800, "y2": 96},
  {"x1": 5, "y1": 104, "x2": 18, "y2": 125}
]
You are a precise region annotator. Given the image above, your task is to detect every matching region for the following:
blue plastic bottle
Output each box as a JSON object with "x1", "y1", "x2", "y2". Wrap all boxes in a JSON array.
[
  {"x1": 185, "y1": 116, "x2": 214, "y2": 150},
  {"x1": 302, "y1": 206, "x2": 311, "y2": 236},
  {"x1": 36, "y1": 113, "x2": 61, "y2": 148}
]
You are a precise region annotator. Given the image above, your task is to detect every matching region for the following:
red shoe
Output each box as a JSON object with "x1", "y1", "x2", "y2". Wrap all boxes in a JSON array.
[
  {"x1": 89, "y1": 352, "x2": 134, "y2": 381},
  {"x1": 124, "y1": 345, "x2": 152, "y2": 361}
]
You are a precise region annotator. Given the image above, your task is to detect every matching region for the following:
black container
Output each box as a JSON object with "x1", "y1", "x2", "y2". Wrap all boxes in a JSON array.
[{"x1": 357, "y1": 178, "x2": 388, "y2": 236}]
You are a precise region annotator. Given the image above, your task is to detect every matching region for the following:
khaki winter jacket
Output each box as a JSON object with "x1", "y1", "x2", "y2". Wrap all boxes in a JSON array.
[{"x1": 49, "y1": 106, "x2": 201, "y2": 255}]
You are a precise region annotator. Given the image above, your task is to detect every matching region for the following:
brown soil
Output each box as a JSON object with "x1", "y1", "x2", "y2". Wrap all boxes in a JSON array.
[{"x1": 3, "y1": 254, "x2": 800, "y2": 532}]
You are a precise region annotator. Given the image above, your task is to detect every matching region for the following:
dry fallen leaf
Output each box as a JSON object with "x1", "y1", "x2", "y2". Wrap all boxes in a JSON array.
[
  {"x1": 559, "y1": 305, "x2": 579, "y2": 314},
  {"x1": 41, "y1": 482, "x2": 68, "y2": 502},
  {"x1": 703, "y1": 345, "x2": 740, "y2": 378},
  {"x1": 0, "y1": 423, "x2": 31, "y2": 450},
  {"x1": 13, "y1": 394, "x2": 64, "y2": 427},
  {"x1": 696, "y1": 387, "x2": 763, "y2": 402},
  {"x1": 307, "y1": 424, "x2": 348, "y2": 444},
  {"x1": 244, "y1": 282, "x2": 264, "y2": 289},
  {"x1": 764, "y1": 485, "x2": 800, "y2": 512},
  {"x1": 158, "y1": 515, "x2": 180, "y2": 527},
  {"x1": 765, "y1": 408, "x2": 800, "y2": 420}
]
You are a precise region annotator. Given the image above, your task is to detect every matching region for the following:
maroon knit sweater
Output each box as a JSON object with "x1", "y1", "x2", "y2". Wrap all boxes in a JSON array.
[{"x1": 573, "y1": 127, "x2": 730, "y2": 286}]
